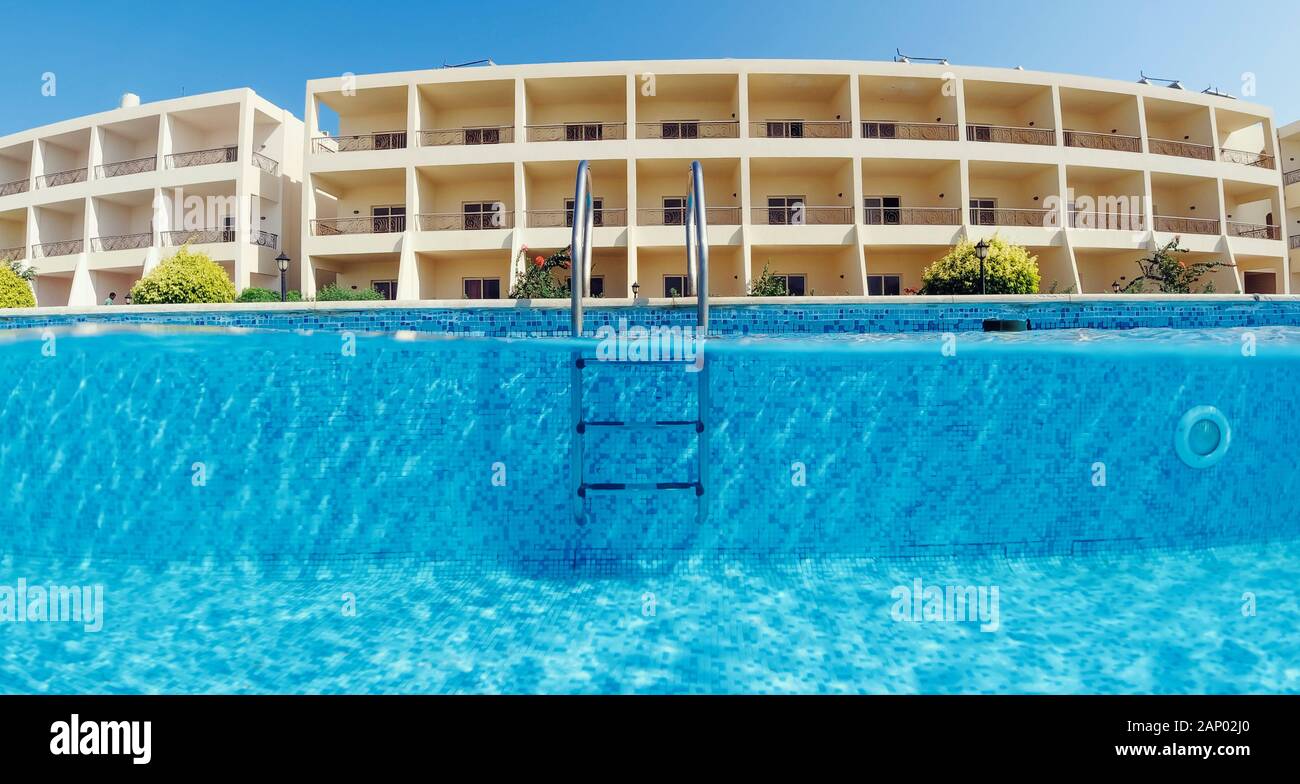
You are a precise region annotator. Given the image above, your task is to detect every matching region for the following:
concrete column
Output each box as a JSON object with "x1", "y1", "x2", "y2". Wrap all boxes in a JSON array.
[
  {"x1": 625, "y1": 155, "x2": 637, "y2": 298},
  {"x1": 301, "y1": 88, "x2": 319, "y2": 299},
  {"x1": 232, "y1": 93, "x2": 256, "y2": 291},
  {"x1": 397, "y1": 165, "x2": 420, "y2": 300}
]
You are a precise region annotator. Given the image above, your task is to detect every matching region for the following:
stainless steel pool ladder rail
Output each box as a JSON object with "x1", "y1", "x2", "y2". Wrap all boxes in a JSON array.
[
  {"x1": 570, "y1": 160, "x2": 596, "y2": 336},
  {"x1": 685, "y1": 159, "x2": 710, "y2": 333}
]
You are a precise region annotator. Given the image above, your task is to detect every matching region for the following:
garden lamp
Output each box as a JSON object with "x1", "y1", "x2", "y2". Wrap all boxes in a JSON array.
[
  {"x1": 631, "y1": 281, "x2": 640, "y2": 299},
  {"x1": 276, "y1": 252, "x2": 291, "y2": 302},
  {"x1": 974, "y1": 239, "x2": 990, "y2": 295}
]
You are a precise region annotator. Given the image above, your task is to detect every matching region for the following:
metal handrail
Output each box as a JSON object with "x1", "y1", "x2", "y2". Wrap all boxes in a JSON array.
[
  {"x1": 95, "y1": 156, "x2": 157, "y2": 179},
  {"x1": 1067, "y1": 210, "x2": 1145, "y2": 231},
  {"x1": 861, "y1": 121, "x2": 958, "y2": 141},
  {"x1": 91, "y1": 232, "x2": 152, "y2": 251},
  {"x1": 166, "y1": 146, "x2": 238, "y2": 168},
  {"x1": 254, "y1": 230, "x2": 278, "y2": 248},
  {"x1": 526, "y1": 208, "x2": 626, "y2": 228},
  {"x1": 750, "y1": 120, "x2": 852, "y2": 138},
  {"x1": 35, "y1": 167, "x2": 87, "y2": 189},
  {"x1": 571, "y1": 160, "x2": 594, "y2": 334},
  {"x1": 863, "y1": 206, "x2": 961, "y2": 225},
  {"x1": 312, "y1": 131, "x2": 407, "y2": 153},
  {"x1": 0, "y1": 178, "x2": 29, "y2": 197},
  {"x1": 33, "y1": 239, "x2": 83, "y2": 258},
  {"x1": 752, "y1": 205, "x2": 855, "y2": 225},
  {"x1": 419, "y1": 126, "x2": 514, "y2": 146},
  {"x1": 0, "y1": 246, "x2": 23, "y2": 262},
  {"x1": 685, "y1": 160, "x2": 709, "y2": 331},
  {"x1": 163, "y1": 228, "x2": 237, "y2": 245},
  {"x1": 1290, "y1": 235, "x2": 1300, "y2": 249},
  {"x1": 311, "y1": 215, "x2": 406, "y2": 235},
  {"x1": 635, "y1": 120, "x2": 739, "y2": 139},
  {"x1": 1227, "y1": 221, "x2": 1280, "y2": 240},
  {"x1": 1063, "y1": 130, "x2": 1142, "y2": 152},
  {"x1": 1148, "y1": 138, "x2": 1214, "y2": 160},
  {"x1": 527, "y1": 123, "x2": 627, "y2": 142},
  {"x1": 251, "y1": 152, "x2": 279, "y2": 175},
  {"x1": 966, "y1": 124, "x2": 1056, "y2": 145},
  {"x1": 968, "y1": 207, "x2": 1057, "y2": 227},
  {"x1": 1153, "y1": 215, "x2": 1220, "y2": 234},
  {"x1": 637, "y1": 206, "x2": 741, "y2": 226},
  {"x1": 417, "y1": 211, "x2": 514, "y2": 231},
  {"x1": 1284, "y1": 169, "x2": 1300, "y2": 186},
  {"x1": 1220, "y1": 147, "x2": 1275, "y2": 169}
]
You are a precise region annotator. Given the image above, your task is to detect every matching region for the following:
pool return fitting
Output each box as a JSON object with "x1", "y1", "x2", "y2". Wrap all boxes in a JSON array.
[{"x1": 1174, "y1": 406, "x2": 1231, "y2": 468}]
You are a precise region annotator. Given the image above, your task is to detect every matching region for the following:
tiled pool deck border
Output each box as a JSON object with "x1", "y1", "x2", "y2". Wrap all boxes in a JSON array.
[{"x1": 4, "y1": 294, "x2": 1300, "y2": 336}]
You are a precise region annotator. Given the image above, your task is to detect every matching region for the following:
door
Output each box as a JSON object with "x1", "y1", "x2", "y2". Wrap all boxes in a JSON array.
[
  {"x1": 1243, "y1": 271, "x2": 1277, "y2": 295},
  {"x1": 969, "y1": 198, "x2": 996, "y2": 226},
  {"x1": 371, "y1": 205, "x2": 405, "y2": 233},
  {"x1": 864, "y1": 196, "x2": 901, "y2": 225},
  {"x1": 662, "y1": 196, "x2": 686, "y2": 226},
  {"x1": 767, "y1": 196, "x2": 804, "y2": 225}
]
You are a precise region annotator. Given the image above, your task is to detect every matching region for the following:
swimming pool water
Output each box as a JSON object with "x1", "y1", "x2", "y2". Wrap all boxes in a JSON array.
[{"x1": 1, "y1": 324, "x2": 1297, "y2": 693}]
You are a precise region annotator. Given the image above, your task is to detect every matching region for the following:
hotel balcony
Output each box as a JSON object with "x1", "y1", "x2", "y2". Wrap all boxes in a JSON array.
[
  {"x1": 1150, "y1": 171, "x2": 1221, "y2": 243},
  {"x1": 634, "y1": 73, "x2": 739, "y2": 140},
  {"x1": 0, "y1": 178, "x2": 28, "y2": 197},
  {"x1": 963, "y1": 80, "x2": 1056, "y2": 146},
  {"x1": 163, "y1": 102, "x2": 240, "y2": 171},
  {"x1": 968, "y1": 161, "x2": 1060, "y2": 236},
  {"x1": 310, "y1": 85, "x2": 409, "y2": 154},
  {"x1": 413, "y1": 163, "x2": 514, "y2": 249},
  {"x1": 166, "y1": 146, "x2": 238, "y2": 169},
  {"x1": 313, "y1": 215, "x2": 406, "y2": 235},
  {"x1": 750, "y1": 157, "x2": 854, "y2": 244},
  {"x1": 1060, "y1": 87, "x2": 1142, "y2": 153},
  {"x1": 1224, "y1": 178, "x2": 1282, "y2": 251},
  {"x1": 637, "y1": 245, "x2": 744, "y2": 297},
  {"x1": 634, "y1": 157, "x2": 742, "y2": 245},
  {"x1": 0, "y1": 142, "x2": 32, "y2": 197},
  {"x1": 858, "y1": 75, "x2": 959, "y2": 142},
  {"x1": 523, "y1": 159, "x2": 626, "y2": 240},
  {"x1": 96, "y1": 115, "x2": 159, "y2": 180},
  {"x1": 1144, "y1": 97, "x2": 1214, "y2": 161},
  {"x1": 860, "y1": 158, "x2": 962, "y2": 244},
  {"x1": 748, "y1": 73, "x2": 852, "y2": 139},
  {"x1": 1064, "y1": 165, "x2": 1147, "y2": 244},
  {"x1": 1216, "y1": 107, "x2": 1276, "y2": 170},
  {"x1": 0, "y1": 245, "x2": 21, "y2": 262},
  {"x1": 32, "y1": 199, "x2": 84, "y2": 266},
  {"x1": 96, "y1": 155, "x2": 157, "y2": 179},
  {"x1": 524, "y1": 75, "x2": 627, "y2": 143},
  {"x1": 749, "y1": 245, "x2": 862, "y2": 295},
  {"x1": 414, "y1": 78, "x2": 515, "y2": 148},
  {"x1": 91, "y1": 232, "x2": 151, "y2": 251},
  {"x1": 526, "y1": 207, "x2": 627, "y2": 228},
  {"x1": 0, "y1": 208, "x2": 25, "y2": 260},
  {"x1": 307, "y1": 168, "x2": 406, "y2": 256}
]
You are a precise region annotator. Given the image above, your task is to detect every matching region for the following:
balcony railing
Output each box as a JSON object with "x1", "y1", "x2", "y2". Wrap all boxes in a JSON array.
[
  {"x1": 163, "y1": 228, "x2": 237, "y2": 245},
  {"x1": 1227, "y1": 222, "x2": 1280, "y2": 240},
  {"x1": 1291, "y1": 235, "x2": 1300, "y2": 249},
  {"x1": 863, "y1": 206, "x2": 961, "y2": 226},
  {"x1": 525, "y1": 123, "x2": 627, "y2": 142},
  {"x1": 1148, "y1": 138, "x2": 1214, "y2": 161},
  {"x1": 0, "y1": 178, "x2": 29, "y2": 197},
  {"x1": 861, "y1": 121, "x2": 959, "y2": 141},
  {"x1": 33, "y1": 239, "x2": 83, "y2": 258},
  {"x1": 1220, "y1": 148, "x2": 1275, "y2": 169},
  {"x1": 35, "y1": 167, "x2": 87, "y2": 189},
  {"x1": 525, "y1": 208, "x2": 627, "y2": 228},
  {"x1": 419, "y1": 126, "x2": 515, "y2": 146},
  {"x1": 311, "y1": 215, "x2": 407, "y2": 235},
  {"x1": 91, "y1": 232, "x2": 152, "y2": 252},
  {"x1": 417, "y1": 211, "x2": 515, "y2": 231},
  {"x1": 1067, "y1": 210, "x2": 1145, "y2": 231},
  {"x1": 1285, "y1": 169, "x2": 1300, "y2": 186},
  {"x1": 254, "y1": 230, "x2": 278, "y2": 248},
  {"x1": 167, "y1": 146, "x2": 238, "y2": 168},
  {"x1": 752, "y1": 205, "x2": 854, "y2": 225},
  {"x1": 95, "y1": 156, "x2": 157, "y2": 179},
  {"x1": 1153, "y1": 215, "x2": 1220, "y2": 235},
  {"x1": 1063, "y1": 130, "x2": 1141, "y2": 152},
  {"x1": 966, "y1": 124, "x2": 1056, "y2": 146},
  {"x1": 968, "y1": 207, "x2": 1057, "y2": 227},
  {"x1": 635, "y1": 120, "x2": 740, "y2": 139},
  {"x1": 636, "y1": 206, "x2": 742, "y2": 226},
  {"x1": 312, "y1": 131, "x2": 408, "y2": 153},
  {"x1": 751, "y1": 120, "x2": 852, "y2": 139},
  {"x1": 251, "y1": 152, "x2": 279, "y2": 175},
  {"x1": 0, "y1": 246, "x2": 23, "y2": 262}
]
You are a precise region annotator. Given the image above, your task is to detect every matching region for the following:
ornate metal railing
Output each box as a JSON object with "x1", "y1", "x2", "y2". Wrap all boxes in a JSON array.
[
  {"x1": 33, "y1": 239, "x2": 83, "y2": 258},
  {"x1": 167, "y1": 147, "x2": 238, "y2": 168},
  {"x1": 635, "y1": 120, "x2": 739, "y2": 139},
  {"x1": 966, "y1": 124, "x2": 1056, "y2": 146},
  {"x1": 636, "y1": 206, "x2": 741, "y2": 226},
  {"x1": 525, "y1": 123, "x2": 627, "y2": 142},
  {"x1": 0, "y1": 178, "x2": 29, "y2": 197},
  {"x1": 419, "y1": 126, "x2": 514, "y2": 146},
  {"x1": 1227, "y1": 222, "x2": 1280, "y2": 240},
  {"x1": 254, "y1": 230, "x2": 278, "y2": 248},
  {"x1": 35, "y1": 167, "x2": 87, "y2": 189},
  {"x1": 96, "y1": 156, "x2": 157, "y2": 179},
  {"x1": 417, "y1": 211, "x2": 514, "y2": 231},
  {"x1": 1220, "y1": 147, "x2": 1274, "y2": 169},
  {"x1": 251, "y1": 152, "x2": 279, "y2": 174},
  {"x1": 1148, "y1": 138, "x2": 1214, "y2": 160},
  {"x1": 1067, "y1": 210, "x2": 1145, "y2": 231},
  {"x1": 1153, "y1": 215, "x2": 1220, "y2": 235},
  {"x1": 91, "y1": 232, "x2": 152, "y2": 251},
  {"x1": 311, "y1": 215, "x2": 406, "y2": 235},
  {"x1": 968, "y1": 207, "x2": 1057, "y2": 227},
  {"x1": 163, "y1": 228, "x2": 237, "y2": 245},
  {"x1": 0, "y1": 246, "x2": 23, "y2": 262},
  {"x1": 312, "y1": 131, "x2": 407, "y2": 153},
  {"x1": 1063, "y1": 130, "x2": 1142, "y2": 152},
  {"x1": 1291, "y1": 234, "x2": 1300, "y2": 249},
  {"x1": 526, "y1": 208, "x2": 627, "y2": 228},
  {"x1": 861, "y1": 121, "x2": 959, "y2": 141},
  {"x1": 751, "y1": 120, "x2": 852, "y2": 139},
  {"x1": 1284, "y1": 169, "x2": 1300, "y2": 186},
  {"x1": 752, "y1": 205, "x2": 854, "y2": 225},
  {"x1": 863, "y1": 206, "x2": 961, "y2": 225}
]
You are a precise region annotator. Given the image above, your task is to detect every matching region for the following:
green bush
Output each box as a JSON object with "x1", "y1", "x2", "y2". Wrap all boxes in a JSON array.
[
  {"x1": 748, "y1": 263, "x2": 790, "y2": 296},
  {"x1": 316, "y1": 283, "x2": 385, "y2": 301},
  {"x1": 129, "y1": 246, "x2": 236, "y2": 304},
  {"x1": 1115, "y1": 237, "x2": 1232, "y2": 294},
  {"x1": 0, "y1": 265, "x2": 36, "y2": 308},
  {"x1": 509, "y1": 246, "x2": 571, "y2": 299},
  {"x1": 920, "y1": 236, "x2": 1040, "y2": 295},
  {"x1": 236, "y1": 287, "x2": 303, "y2": 303}
]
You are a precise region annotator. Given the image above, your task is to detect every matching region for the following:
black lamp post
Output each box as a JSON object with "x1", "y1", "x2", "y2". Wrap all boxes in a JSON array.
[
  {"x1": 275, "y1": 252, "x2": 290, "y2": 302},
  {"x1": 974, "y1": 239, "x2": 990, "y2": 295},
  {"x1": 631, "y1": 281, "x2": 640, "y2": 300}
]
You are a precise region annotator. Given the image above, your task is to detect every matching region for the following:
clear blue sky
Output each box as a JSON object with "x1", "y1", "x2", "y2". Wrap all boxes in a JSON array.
[{"x1": 3, "y1": 0, "x2": 1299, "y2": 135}]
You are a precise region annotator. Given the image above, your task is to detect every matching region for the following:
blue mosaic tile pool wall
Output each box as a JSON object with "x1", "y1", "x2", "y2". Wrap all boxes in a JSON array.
[
  {"x1": 5, "y1": 299, "x2": 1300, "y2": 337},
  {"x1": 2, "y1": 328, "x2": 1297, "y2": 569}
]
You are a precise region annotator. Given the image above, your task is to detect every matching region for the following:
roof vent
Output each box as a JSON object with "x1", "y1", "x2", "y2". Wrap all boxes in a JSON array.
[
  {"x1": 1202, "y1": 86, "x2": 1237, "y2": 99},
  {"x1": 120, "y1": 92, "x2": 140, "y2": 108},
  {"x1": 1138, "y1": 71, "x2": 1184, "y2": 89},
  {"x1": 894, "y1": 48, "x2": 949, "y2": 66}
]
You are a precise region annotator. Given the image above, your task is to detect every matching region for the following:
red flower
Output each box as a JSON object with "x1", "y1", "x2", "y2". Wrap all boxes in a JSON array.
[
  {"x1": 534, "y1": 256, "x2": 545, "y2": 268},
  {"x1": 561, "y1": 261, "x2": 570, "y2": 269}
]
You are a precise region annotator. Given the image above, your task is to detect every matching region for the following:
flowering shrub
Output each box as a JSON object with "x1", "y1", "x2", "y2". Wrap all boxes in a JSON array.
[
  {"x1": 129, "y1": 246, "x2": 236, "y2": 304},
  {"x1": 509, "y1": 245, "x2": 572, "y2": 299},
  {"x1": 920, "y1": 236, "x2": 1040, "y2": 295},
  {"x1": 1115, "y1": 238, "x2": 1232, "y2": 294},
  {"x1": 0, "y1": 264, "x2": 35, "y2": 308}
]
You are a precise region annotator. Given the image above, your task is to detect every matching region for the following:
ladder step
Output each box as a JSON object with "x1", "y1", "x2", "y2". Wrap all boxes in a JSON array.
[
  {"x1": 576, "y1": 357, "x2": 699, "y2": 368},
  {"x1": 579, "y1": 481, "x2": 703, "y2": 495},
  {"x1": 580, "y1": 419, "x2": 702, "y2": 432}
]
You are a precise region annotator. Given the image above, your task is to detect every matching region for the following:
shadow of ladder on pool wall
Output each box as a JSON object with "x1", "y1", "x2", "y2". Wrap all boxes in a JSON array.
[{"x1": 567, "y1": 158, "x2": 713, "y2": 529}]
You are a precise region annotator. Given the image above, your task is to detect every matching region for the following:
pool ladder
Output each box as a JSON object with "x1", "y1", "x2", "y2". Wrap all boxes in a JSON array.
[{"x1": 569, "y1": 160, "x2": 711, "y2": 527}]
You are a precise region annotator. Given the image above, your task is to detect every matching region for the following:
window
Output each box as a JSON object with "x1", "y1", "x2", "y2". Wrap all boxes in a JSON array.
[
  {"x1": 662, "y1": 196, "x2": 686, "y2": 226},
  {"x1": 464, "y1": 126, "x2": 501, "y2": 145},
  {"x1": 663, "y1": 275, "x2": 687, "y2": 297},
  {"x1": 867, "y1": 274, "x2": 903, "y2": 296},
  {"x1": 767, "y1": 195, "x2": 805, "y2": 225},
  {"x1": 589, "y1": 276, "x2": 605, "y2": 297},
  {"x1": 371, "y1": 205, "x2": 406, "y2": 233},
  {"x1": 463, "y1": 277, "x2": 502, "y2": 299},
  {"x1": 864, "y1": 196, "x2": 901, "y2": 225},
  {"x1": 371, "y1": 280, "x2": 398, "y2": 300},
  {"x1": 862, "y1": 121, "x2": 898, "y2": 139},
  {"x1": 221, "y1": 216, "x2": 236, "y2": 242},
  {"x1": 661, "y1": 121, "x2": 699, "y2": 139},
  {"x1": 766, "y1": 119, "x2": 804, "y2": 138},
  {"x1": 565, "y1": 198, "x2": 604, "y2": 228},
  {"x1": 462, "y1": 202, "x2": 504, "y2": 230},
  {"x1": 969, "y1": 198, "x2": 996, "y2": 226},
  {"x1": 772, "y1": 273, "x2": 807, "y2": 296},
  {"x1": 969, "y1": 124, "x2": 993, "y2": 142},
  {"x1": 565, "y1": 122, "x2": 603, "y2": 141}
]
